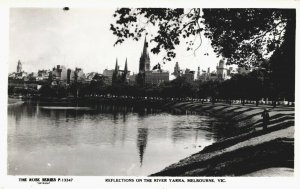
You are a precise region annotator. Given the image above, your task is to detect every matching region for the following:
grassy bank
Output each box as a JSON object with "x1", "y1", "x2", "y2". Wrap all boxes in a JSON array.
[{"x1": 152, "y1": 102, "x2": 294, "y2": 176}]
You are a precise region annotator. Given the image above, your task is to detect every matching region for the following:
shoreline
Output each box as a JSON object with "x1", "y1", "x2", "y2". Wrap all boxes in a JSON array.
[
  {"x1": 8, "y1": 97, "x2": 294, "y2": 176},
  {"x1": 7, "y1": 98, "x2": 24, "y2": 106},
  {"x1": 152, "y1": 102, "x2": 294, "y2": 176}
]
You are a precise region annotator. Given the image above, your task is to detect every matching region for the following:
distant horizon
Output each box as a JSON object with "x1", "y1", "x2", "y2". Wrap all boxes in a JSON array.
[
  {"x1": 9, "y1": 57, "x2": 227, "y2": 76},
  {"x1": 9, "y1": 8, "x2": 222, "y2": 75}
]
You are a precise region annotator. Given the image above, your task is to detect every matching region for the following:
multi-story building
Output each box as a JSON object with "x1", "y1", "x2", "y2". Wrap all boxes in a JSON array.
[
  {"x1": 8, "y1": 60, "x2": 28, "y2": 80},
  {"x1": 216, "y1": 59, "x2": 228, "y2": 79},
  {"x1": 138, "y1": 37, "x2": 169, "y2": 85},
  {"x1": 36, "y1": 69, "x2": 50, "y2": 81},
  {"x1": 52, "y1": 65, "x2": 68, "y2": 81},
  {"x1": 197, "y1": 66, "x2": 200, "y2": 80},
  {"x1": 67, "y1": 69, "x2": 75, "y2": 84},
  {"x1": 103, "y1": 69, "x2": 114, "y2": 85},
  {"x1": 145, "y1": 70, "x2": 169, "y2": 85},
  {"x1": 173, "y1": 62, "x2": 181, "y2": 77},
  {"x1": 75, "y1": 67, "x2": 86, "y2": 81},
  {"x1": 209, "y1": 71, "x2": 218, "y2": 80},
  {"x1": 182, "y1": 68, "x2": 195, "y2": 82}
]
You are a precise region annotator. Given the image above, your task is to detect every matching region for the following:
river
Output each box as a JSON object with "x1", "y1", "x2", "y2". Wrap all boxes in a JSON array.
[{"x1": 7, "y1": 102, "x2": 231, "y2": 176}]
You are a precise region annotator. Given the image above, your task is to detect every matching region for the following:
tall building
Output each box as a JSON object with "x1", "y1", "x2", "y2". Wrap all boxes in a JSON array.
[
  {"x1": 137, "y1": 37, "x2": 169, "y2": 86},
  {"x1": 17, "y1": 60, "x2": 22, "y2": 73},
  {"x1": 197, "y1": 66, "x2": 200, "y2": 79},
  {"x1": 75, "y1": 67, "x2": 85, "y2": 81},
  {"x1": 182, "y1": 68, "x2": 195, "y2": 82},
  {"x1": 139, "y1": 37, "x2": 150, "y2": 73},
  {"x1": 173, "y1": 62, "x2": 181, "y2": 77},
  {"x1": 52, "y1": 65, "x2": 68, "y2": 81},
  {"x1": 216, "y1": 59, "x2": 227, "y2": 79},
  {"x1": 103, "y1": 69, "x2": 115, "y2": 84},
  {"x1": 67, "y1": 69, "x2": 75, "y2": 84}
]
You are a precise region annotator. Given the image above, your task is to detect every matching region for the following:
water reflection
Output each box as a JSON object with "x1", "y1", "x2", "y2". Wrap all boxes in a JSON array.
[
  {"x1": 137, "y1": 127, "x2": 148, "y2": 166},
  {"x1": 8, "y1": 102, "x2": 233, "y2": 175}
]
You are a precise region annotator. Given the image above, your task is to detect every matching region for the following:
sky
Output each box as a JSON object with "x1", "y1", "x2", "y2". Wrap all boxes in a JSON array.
[{"x1": 9, "y1": 8, "x2": 221, "y2": 76}]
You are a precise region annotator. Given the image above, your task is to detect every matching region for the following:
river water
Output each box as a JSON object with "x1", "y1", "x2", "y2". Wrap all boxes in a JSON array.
[{"x1": 8, "y1": 102, "x2": 230, "y2": 176}]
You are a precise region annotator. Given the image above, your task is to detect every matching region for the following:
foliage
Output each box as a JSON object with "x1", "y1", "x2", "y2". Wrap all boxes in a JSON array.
[
  {"x1": 111, "y1": 8, "x2": 295, "y2": 102},
  {"x1": 111, "y1": 8, "x2": 293, "y2": 67},
  {"x1": 202, "y1": 9, "x2": 292, "y2": 67}
]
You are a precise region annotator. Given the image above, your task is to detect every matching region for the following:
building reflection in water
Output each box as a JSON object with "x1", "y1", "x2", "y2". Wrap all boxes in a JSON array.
[{"x1": 136, "y1": 126, "x2": 148, "y2": 167}]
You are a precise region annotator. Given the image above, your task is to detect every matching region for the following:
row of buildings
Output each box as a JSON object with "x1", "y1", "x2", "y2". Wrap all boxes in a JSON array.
[
  {"x1": 9, "y1": 61, "x2": 87, "y2": 85},
  {"x1": 9, "y1": 38, "x2": 250, "y2": 86},
  {"x1": 173, "y1": 59, "x2": 250, "y2": 82}
]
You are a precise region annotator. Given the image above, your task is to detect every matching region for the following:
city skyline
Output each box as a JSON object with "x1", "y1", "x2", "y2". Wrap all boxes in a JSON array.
[{"x1": 9, "y1": 8, "x2": 220, "y2": 75}]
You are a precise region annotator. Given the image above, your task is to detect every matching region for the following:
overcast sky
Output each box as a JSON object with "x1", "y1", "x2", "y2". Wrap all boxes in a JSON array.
[{"x1": 9, "y1": 8, "x2": 221, "y2": 76}]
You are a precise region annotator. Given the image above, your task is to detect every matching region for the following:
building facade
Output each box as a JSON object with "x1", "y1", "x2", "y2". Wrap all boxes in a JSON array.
[
  {"x1": 52, "y1": 65, "x2": 68, "y2": 81},
  {"x1": 182, "y1": 68, "x2": 195, "y2": 82},
  {"x1": 145, "y1": 70, "x2": 169, "y2": 85},
  {"x1": 103, "y1": 69, "x2": 114, "y2": 85},
  {"x1": 216, "y1": 59, "x2": 227, "y2": 79},
  {"x1": 36, "y1": 70, "x2": 50, "y2": 81},
  {"x1": 138, "y1": 37, "x2": 169, "y2": 85}
]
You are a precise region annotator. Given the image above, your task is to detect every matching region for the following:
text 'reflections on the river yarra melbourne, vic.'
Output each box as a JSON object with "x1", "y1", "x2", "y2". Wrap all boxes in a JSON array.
[{"x1": 7, "y1": 8, "x2": 295, "y2": 177}]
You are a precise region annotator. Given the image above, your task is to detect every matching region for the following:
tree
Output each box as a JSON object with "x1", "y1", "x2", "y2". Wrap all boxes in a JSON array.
[
  {"x1": 111, "y1": 9, "x2": 293, "y2": 65},
  {"x1": 111, "y1": 8, "x2": 295, "y2": 102},
  {"x1": 90, "y1": 74, "x2": 106, "y2": 96}
]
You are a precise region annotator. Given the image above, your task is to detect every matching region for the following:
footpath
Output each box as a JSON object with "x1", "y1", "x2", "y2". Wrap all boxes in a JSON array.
[{"x1": 152, "y1": 102, "x2": 294, "y2": 176}]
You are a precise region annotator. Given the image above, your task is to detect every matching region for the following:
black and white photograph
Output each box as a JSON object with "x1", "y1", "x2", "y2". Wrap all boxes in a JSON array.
[{"x1": 3, "y1": 1, "x2": 298, "y2": 184}]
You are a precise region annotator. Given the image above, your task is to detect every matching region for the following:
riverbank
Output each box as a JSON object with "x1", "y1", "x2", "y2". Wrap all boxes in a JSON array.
[
  {"x1": 8, "y1": 98, "x2": 24, "y2": 106},
  {"x1": 8, "y1": 96, "x2": 294, "y2": 176},
  {"x1": 152, "y1": 102, "x2": 294, "y2": 176}
]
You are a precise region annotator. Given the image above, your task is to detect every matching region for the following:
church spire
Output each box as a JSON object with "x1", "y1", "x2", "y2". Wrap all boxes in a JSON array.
[
  {"x1": 121, "y1": 58, "x2": 128, "y2": 83},
  {"x1": 139, "y1": 36, "x2": 150, "y2": 72},
  {"x1": 114, "y1": 58, "x2": 119, "y2": 72},
  {"x1": 112, "y1": 58, "x2": 119, "y2": 84},
  {"x1": 142, "y1": 36, "x2": 148, "y2": 56},
  {"x1": 124, "y1": 58, "x2": 128, "y2": 73}
]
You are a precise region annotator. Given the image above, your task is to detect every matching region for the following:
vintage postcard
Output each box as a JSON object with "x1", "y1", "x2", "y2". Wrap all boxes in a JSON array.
[{"x1": 0, "y1": 0, "x2": 299, "y2": 189}]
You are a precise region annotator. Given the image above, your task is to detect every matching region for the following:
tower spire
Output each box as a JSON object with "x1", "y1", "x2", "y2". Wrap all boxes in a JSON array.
[
  {"x1": 139, "y1": 36, "x2": 150, "y2": 72},
  {"x1": 115, "y1": 58, "x2": 119, "y2": 72},
  {"x1": 17, "y1": 59, "x2": 22, "y2": 73},
  {"x1": 112, "y1": 58, "x2": 119, "y2": 84},
  {"x1": 142, "y1": 36, "x2": 148, "y2": 55},
  {"x1": 124, "y1": 58, "x2": 128, "y2": 72}
]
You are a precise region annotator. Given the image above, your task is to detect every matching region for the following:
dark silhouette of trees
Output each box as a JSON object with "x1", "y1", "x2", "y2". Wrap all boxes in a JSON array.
[
  {"x1": 111, "y1": 9, "x2": 293, "y2": 65},
  {"x1": 90, "y1": 74, "x2": 106, "y2": 96},
  {"x1": 110, "y1": 8, "x2": 295, "y2": 103}
]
